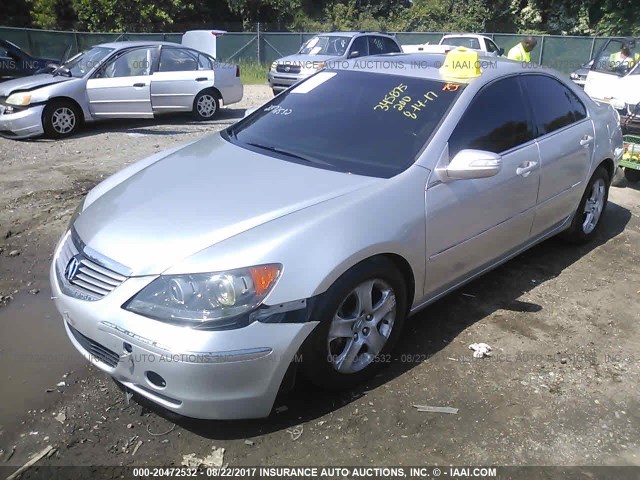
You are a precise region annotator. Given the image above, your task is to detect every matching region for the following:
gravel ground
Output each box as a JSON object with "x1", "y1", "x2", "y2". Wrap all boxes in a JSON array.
[{"x1": 0, "y1": 84, "x2": 639, "y2": 475}]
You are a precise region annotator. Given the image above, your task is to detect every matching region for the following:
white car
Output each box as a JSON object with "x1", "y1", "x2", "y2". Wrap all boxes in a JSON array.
[
  {"x1": 584, "y1": 38, "x2": 640, "y2": 119},
  {"x1": 403, "y1": 34, "x2": 504, "y2": 57}
]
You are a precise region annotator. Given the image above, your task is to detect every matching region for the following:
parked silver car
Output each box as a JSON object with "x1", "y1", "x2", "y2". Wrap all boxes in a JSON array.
[
  {"x1": 0, "y1": 41, "x2": 242, "y2": 139},
  {"x1": 268, "y1": 31, "x2": 402, "y2": 94},
  {"x1": 51, "y1": 51, "x2": 622, "y2": 419}
]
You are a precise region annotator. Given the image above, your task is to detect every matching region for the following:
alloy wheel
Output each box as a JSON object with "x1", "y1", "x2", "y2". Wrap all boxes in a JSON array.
[
  {"x1": 51, "y1": 107, "x2": 76, "y2": 134},
  {"x1": 582, "y1": 178, "x2": 606, "y2": 234},
  {"x1": 327, "y1": 278, "x2": 396, "y2": 374}
]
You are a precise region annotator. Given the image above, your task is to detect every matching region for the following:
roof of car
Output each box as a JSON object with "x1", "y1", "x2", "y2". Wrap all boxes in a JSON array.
[
  {"x1": 96, "y1": 41, "x2": 178, "y2": 49},
  {"x1": 333, "y1": 52, "x2": 561, "y2": 84},
  {"x1": 321, "y1": 31, "x2": 395, "y2": 37},
  {"x1": 442, "y1": 33, "x2": 493, "y2": 40}
]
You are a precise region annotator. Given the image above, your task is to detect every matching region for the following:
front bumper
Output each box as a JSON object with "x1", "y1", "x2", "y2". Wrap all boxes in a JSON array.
[
  {"x1": 0, "y1": 104, "x2": 45, "y2": 139},
  {"x1": 268, "y1": 71, "x2": 312, "y2": 92},
  {"x1": 50, "y1": 234, "x2": 318, "y2": 420}
]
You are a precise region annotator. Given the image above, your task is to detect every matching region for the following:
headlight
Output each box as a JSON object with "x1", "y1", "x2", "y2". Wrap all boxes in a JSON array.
[
  {"x1": 271, "y1": 61, "x2": 277, "y2": 71},
  {"x1": 6, "y1": 92, "x2": 32, "y2": 106},
  {"x1": 569, "y1": 73, "x2": 579, "y2": 80},
  {"x1": 124, "y1": 264, "x2": 282, "y2": 329}
]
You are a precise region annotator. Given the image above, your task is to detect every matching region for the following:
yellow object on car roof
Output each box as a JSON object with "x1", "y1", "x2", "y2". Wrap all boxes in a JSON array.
[{"x1": 439, "y1": 47, "x2": 482, "y2": 79}]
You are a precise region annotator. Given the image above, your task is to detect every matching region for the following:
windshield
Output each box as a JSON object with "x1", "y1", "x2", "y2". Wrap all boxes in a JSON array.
[
  {"x1": 593, "y1": 39, "x2": 639, "y2": 76},
  {"x1": 62, "y1": 47, "x2": 114, "y2": 77},
  {"x1": 224, "y1": 70, "x2": 465, "y2": 178},
  {"x1": 298, "y1": 36, "x2": 350, "y2": 56}
]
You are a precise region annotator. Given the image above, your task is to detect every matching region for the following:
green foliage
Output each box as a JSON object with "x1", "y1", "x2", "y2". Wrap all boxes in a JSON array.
[
  {"x1": 7, "y1": 0, "x2": 640, "y2": 36},
  {"x1": 72, "y1": 0, "x2": 188, "y2": 32}
]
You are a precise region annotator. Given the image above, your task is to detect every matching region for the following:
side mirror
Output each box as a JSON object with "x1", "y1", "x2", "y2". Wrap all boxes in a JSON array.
[
  {"x1": 445, "y1": 149, "x2": 502, "y2": 180},
  {"x1": 244, "y1": 107, "x2": 258, "y2": 118},
  {"x1": 348, "y1": 50, "x2": 360, "y2": 59},
  {"x1": 498, "y1": 48, "x2": 505, "y2": 56}
]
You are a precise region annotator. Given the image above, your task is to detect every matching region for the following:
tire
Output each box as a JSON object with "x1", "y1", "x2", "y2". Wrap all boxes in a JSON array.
[
  {"x1": 42, "y1": 100, "x2": 81, "y2": 138},
  {"x1": 611, "y1": 166, "x2": 626, "y2": 187},
  {"x1": 624, "y1": 167, "x2": 640, "y2": 183},
  {"x1": 560, "y1": 166, "x2": 610, "y2": 244},
  {"x1": 300, "y1": 257, "x2": 407, "y2": 389},
  {"x1": 192, "y1": 90, "x2": 219, "y2": 120}
]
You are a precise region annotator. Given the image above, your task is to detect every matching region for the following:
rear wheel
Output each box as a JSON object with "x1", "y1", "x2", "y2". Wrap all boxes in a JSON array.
[
  {"x1": 43, "y1": 100, "x2": 81, "y2": 138},
  {"x1": 560, "y1": 166, "x2": 610, "y2": 244},
  {"x1": 192, "y1": 90, "x2": 219, "y2": 120},
  {"x1": 624, "y1": 167, "x2": 640, "y2": 183},
  {"x1": 300, "y1": 258, "x2": 407, "y2": 389}
]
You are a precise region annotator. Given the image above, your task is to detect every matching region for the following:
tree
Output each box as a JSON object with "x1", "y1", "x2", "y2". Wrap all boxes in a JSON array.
[{"x1": 72, "y1": 0, "x2": 188, "y2": 32}]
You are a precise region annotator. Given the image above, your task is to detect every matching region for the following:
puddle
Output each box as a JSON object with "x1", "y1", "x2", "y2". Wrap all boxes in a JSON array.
[{"x1": 0, "y1": 288, "x2": 88, "y2": 434}]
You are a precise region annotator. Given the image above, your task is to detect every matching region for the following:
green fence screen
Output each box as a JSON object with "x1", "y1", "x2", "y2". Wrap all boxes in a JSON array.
[{"x1": 0, "y1": 25, "x2": 636, "y2": 74}]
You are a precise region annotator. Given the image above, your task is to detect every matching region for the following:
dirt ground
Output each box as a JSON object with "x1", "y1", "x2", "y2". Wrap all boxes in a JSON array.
[{"x1": 0, "y1": 84, "x2": 639, "y2": 474}]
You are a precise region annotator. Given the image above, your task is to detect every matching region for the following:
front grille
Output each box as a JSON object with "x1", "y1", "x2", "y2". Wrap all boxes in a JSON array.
[
  {"x1": 56, "y1": 229, "x2": 129, "y2": 300},
  {"x1": 276, "y1": 64, "x2": 301, "y2": 74},
  {"x1": 68, "y1": 323, "x2": 120, "y2": 368}
]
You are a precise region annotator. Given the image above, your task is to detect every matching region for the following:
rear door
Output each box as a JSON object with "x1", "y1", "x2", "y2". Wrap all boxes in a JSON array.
[
  {"x1": 520, "y1": 74, "x2": 594, "y2": 236},
  {"x1": 424, "y1": 76, "x2": 540, "y2": 297},
  {"x1": 150, "y1": 47, "x2": 215, "y2": 113},
  {"x1": 86, "y1": 47, "x2": 156, "y2": 118}
]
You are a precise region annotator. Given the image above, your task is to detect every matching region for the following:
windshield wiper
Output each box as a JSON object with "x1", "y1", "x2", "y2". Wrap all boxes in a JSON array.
[
  {"x1": 52, "y1": 66, "x2": 71, "y2": 77},
  {"x1": 245, "y1": 142, "x2": 332, "y2": 166}
]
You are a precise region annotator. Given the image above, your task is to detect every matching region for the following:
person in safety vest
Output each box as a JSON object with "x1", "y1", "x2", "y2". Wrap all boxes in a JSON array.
[
  {"x1": 507, "y1": 36, "x2": 537, "y2": 62},
  {"x1": 609, "y1": 41, "x2": 640, "y2": 73}
]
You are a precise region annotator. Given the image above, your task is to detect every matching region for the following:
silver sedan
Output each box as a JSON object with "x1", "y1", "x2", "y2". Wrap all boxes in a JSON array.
[
  {"x1": 0, "y1": 41, "x2": 242, "y2": 139},
  {"x1": 51, "y1": 51, "x2": 622, "y2": 419}
]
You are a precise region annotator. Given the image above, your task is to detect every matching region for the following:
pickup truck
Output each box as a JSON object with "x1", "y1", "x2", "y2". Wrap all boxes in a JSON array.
[{"x1": 402, "y1": 34, "x2": 504, "y2": 57}]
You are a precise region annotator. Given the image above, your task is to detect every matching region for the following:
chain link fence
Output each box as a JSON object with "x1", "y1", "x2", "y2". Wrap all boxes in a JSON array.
[{"x1": 1, "y1": 25, "x2": 635, "y2": 73}]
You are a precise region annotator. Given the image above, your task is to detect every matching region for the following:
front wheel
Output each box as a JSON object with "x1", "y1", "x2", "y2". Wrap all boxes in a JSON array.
[
  {"x1": 560, "y1": 166, "x2": 610, "y2": 244},
  {"x1": 43, "y1": 100, "x2": 81, "y2": 138},
  {"x1": 192, "y1": 90, "x2": 219, "y2": 120},
  {"x1": 300, "y1": 258, "x2": 407, "y2": 389}
]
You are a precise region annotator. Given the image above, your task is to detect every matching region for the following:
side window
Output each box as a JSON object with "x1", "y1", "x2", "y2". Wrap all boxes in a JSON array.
[
  {"x1": 448, "y1": 77, "x2": 534, "y2": 157},
  {"x1": 520, "y1": 75, "x2": 584, "y2": 136},
  {"x1": 100, "y1": 48, "x2": 154, "y2": 78},
  {"x1": 368, "y1": 36, "x2": 385, "y2": 55},
  {"x1": 486, "y1": 40, "x2": 499, "y2": 53},
  {"x1": 593, "y1": 39, "x2": 638, "y2": 74},
  {"x1": 348, "y1": 36, "x2": 368, "y2": 58},
  {"x1": 382, "y1": 37, "x2": 401, "y2": 53},
  {"x1": 159, "y1": 48, "x2": 198, "y2": 72},
  {"x1": 198, "y1": 53, "x2": 214, "y2": 70}
]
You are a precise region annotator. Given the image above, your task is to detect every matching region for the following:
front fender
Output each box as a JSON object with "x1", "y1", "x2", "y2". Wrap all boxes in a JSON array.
[{"x1": 164, "y1": 165, "x2": 430, "y2": 308}]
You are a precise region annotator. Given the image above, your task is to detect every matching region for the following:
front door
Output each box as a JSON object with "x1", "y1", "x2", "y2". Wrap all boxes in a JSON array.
[
  {"x1": 584, "y1": 38, "x2": 638, "y2": 106},
  {"x1": 424, "y1": 76, "x2": 540, "y2": 298},
  {"x1": 86, "y1": 47, "x2": 156, "y2": 118}
]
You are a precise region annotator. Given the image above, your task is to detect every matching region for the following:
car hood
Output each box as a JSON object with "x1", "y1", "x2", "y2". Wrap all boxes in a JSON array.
[
  {"x1": 0, "y1": 73, "x2": 71, "y2": 96},
  {"x1": 277, "y1": 53, "x2": 338, "y2": 65},
  {"x1": 74, "y1": 134, "x2": 380, "y2": 276}
]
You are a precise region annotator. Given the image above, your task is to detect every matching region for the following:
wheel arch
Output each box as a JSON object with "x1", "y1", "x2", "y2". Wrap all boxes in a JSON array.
[
  {"x1": 597, "y1": 158, "x2": 615, "y2": 184},
  {"x1": 43, "y1": 96, "x2": 85, "y2": 124},
  {"x1": 316, "y1": 252, "x2": 417, "y2": 317}
]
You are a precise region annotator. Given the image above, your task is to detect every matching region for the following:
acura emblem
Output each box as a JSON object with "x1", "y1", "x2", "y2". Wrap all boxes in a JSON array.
[{"x1": 65, "y1": 256, "x2": 80, "y2": 281}]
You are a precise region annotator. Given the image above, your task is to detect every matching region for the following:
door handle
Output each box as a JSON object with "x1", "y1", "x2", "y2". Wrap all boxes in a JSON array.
[
  {"x1": 516, "y1": 161, "x2": 538, "y2": 177},
  {"x1": 196, "y1": 77, "x2": 208, "y2": 82},
  {"x1": 132, "y1": 82, "x2": 146, "y2": 87},
  {"x1": 580, "y1": 135, "x2": 594, "y2": 146}
]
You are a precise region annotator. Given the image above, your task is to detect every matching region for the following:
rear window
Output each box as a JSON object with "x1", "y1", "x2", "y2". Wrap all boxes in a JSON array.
[
  {"x1": 443, "y1": 37, "x2": 481, "y2": 50},
  {"x1": 224, "y1": 70, "x2": 465, "y2": 178}
]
